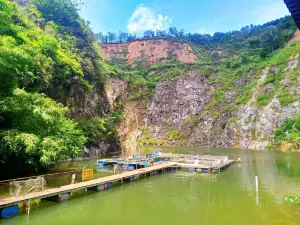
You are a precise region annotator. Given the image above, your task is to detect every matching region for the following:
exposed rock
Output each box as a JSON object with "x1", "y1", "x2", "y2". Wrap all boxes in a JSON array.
[
  {"x1": 259, "y1": 84, "x2": 274, "y2": 95},
  {"x1": 107, "y1": 61, "x2": 299, "y2": 150},
  {"x1": 118, "y1": 100, "x2": 147, "y2": 145},
  {"x1": 66, "y1": 84, "x2": 110, "y2": 120},
  {"x1": 144, "y1": 76, "x2": 215, "y2": 145},
  {"x1": 269, "y1": 66, "x2": 278, "y2": 74},
  {"x1": 288, "y1": 57, "x2": 299, "y2": 70},
  {"x1": 86, "y1": 140, "x2": 122, "y2": 157},
  {"x1": 100, "y1": 39, "x2": 198, "y2": 65},
  {"x1": 146, "y1": 77, "x2": 211, "y2": 127},
  {"x1": 106, "y1": 78, "x2": 128, "y2": 109}
]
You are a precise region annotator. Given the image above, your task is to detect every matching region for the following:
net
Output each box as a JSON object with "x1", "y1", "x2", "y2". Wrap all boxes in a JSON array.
[{"x1": 9, "y1": 176, "x2": 46, "y2": 197}]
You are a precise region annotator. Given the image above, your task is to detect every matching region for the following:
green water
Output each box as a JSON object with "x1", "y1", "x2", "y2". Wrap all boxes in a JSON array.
[{"x1": 2, "y1": 147, "x2": 300, "y2": 225}]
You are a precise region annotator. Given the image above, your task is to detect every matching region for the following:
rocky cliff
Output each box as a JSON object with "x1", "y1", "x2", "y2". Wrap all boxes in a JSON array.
[
  {"x1": 104, "y1": 36, "x2": 300, "y2": 151},
  {"x1": 100, "y1": 39, "x2": 198, "y2": 66}
]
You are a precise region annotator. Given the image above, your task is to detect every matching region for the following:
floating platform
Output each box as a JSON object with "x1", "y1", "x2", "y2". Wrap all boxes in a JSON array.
[
  {"x1": 0, "y1": 154, "x2": 236, "y2": 219},
  {"x1": 0, "y1": 162, "x2": 176, "y2": 210},
  {"x1": 98, "y1": 157, "x2": 157, "y2": 169}
]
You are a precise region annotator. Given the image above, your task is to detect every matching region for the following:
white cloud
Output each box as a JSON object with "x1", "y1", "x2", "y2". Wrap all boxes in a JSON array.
[{"x1": 127, "y1": 5, "x2": 172, "y2": 33}]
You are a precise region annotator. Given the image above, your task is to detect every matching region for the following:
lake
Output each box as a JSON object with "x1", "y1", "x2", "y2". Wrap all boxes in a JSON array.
[{"x1": 2, "y1": 146, "x2": 300, "y2": 225}]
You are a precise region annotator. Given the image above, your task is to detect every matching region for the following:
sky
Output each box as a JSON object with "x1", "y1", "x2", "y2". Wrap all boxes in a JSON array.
[{"x1": 79, "y1": 0, "x2": 291, "y2": 35}]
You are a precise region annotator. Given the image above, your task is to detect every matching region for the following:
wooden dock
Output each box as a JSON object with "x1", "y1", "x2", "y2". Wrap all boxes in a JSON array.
[
  {"x1": 0, "y1": 162, "x2": 176, "y2": 209},
  {"x1": 0, "y1": 157, "x2": 236, "y2": 215}
]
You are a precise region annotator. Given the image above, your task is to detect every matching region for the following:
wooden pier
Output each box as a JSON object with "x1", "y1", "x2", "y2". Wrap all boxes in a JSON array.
[
  {"x1": 0, "y1": 162, "x2": 176, "y2": 209},
  {"x1": 0, "y1": 156, "x2": 236, "y2": 217}
]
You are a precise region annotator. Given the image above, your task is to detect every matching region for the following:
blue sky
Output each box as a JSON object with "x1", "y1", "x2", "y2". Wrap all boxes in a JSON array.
[{"x1": 79, "y1": 0, "x2": 291, "y2": 35}]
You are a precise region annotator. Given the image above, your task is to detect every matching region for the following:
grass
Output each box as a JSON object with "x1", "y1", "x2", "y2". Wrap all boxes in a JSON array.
[
  {"x1": 257, "y1": 92, "x2": 274, "y2": 106},
  {"x1": 278, "y1": 89, "x2": 297, "y2": 107},
  {"x1": 167, "y1": 129, "x2": 181, "y2": 141}
]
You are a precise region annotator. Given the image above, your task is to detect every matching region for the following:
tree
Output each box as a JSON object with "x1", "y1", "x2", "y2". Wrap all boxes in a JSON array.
[
  {"x1": 0, "y1": 89, "x2": 86, "y2": 177},
  {"x1": 32, "y1": 0, "x2": 82, "y2": 27},
  {"x1": 213, "y1": 32, "x2": 226, "y2": 42},
  {"x1": 118, "y1": 31, "x2": 128, "y2": 43},
  {"x1": 248, "y1": 37, "x2": 261, "y2": 48},
  {"x1": 178, "y1": 29, "x2": 185, "y2": 37},
  {"x1": 96, "y1": 32, "x2": 104, "y2": 42},
  {"x1": 143, "y1": 30, "x2": 155, "y2": 39},
  {"x1": 156, "y1": 30, "x2": 167, "y2": 38},
  {"x1": 260, "y1": 26, "x2": 279, "y2": 52},
  {"x1": 168, "y1": 27, "x2": 178, "y2": 37},
  {"x1": 127, "y1": 34, "x2": 136, "y2": 42},
  {"x1": 78, "y1": 117, "x2": 119, "y2": 143},
  {"x1": 240, "y1": 25, "x2": 251, "y2": 37},
  {"x1": 107, "y1": 32, "x2": 117, "y2": 43}
]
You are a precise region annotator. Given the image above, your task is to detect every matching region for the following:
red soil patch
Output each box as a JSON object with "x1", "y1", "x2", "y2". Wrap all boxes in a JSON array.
[{"x1": 99, "y1": 39, "x2": 198, "y2": 65}]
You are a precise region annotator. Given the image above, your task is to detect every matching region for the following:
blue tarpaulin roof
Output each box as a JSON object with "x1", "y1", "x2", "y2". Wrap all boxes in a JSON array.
[{"x1": 284, "y1": 0, "x2": 300, "y2": 29}]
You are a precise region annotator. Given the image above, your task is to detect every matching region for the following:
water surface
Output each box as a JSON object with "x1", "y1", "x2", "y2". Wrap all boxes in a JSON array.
[{"x1": 2, "y1": 147, "x2": 300, "y2": 225}]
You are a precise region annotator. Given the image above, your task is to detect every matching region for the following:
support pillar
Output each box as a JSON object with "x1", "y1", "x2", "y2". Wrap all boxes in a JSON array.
[{"x1": 44, "y1": 192, "x2": 70, "y2": 203}]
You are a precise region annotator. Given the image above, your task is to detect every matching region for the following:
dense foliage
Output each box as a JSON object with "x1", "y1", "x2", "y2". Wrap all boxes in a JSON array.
[
  {"x1": 0, "y1": 89, "x2": 86, "y2": 177},
  {"x1": 0, "y1": 0, "x2": 112, "y2": 178}
]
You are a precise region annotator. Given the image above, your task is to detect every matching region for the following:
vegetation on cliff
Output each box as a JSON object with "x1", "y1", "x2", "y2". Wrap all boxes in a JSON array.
[
  {"x1": 0, "y1": 0, "x2": 117, "y2": 178},
  {"x1": 272, "y1": 113, "x2": 300, "y2": 150}
]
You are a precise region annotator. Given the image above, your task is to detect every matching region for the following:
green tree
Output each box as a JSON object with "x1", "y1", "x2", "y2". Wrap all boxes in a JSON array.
[
  {"x1": 118, "y1": 31, "x2": 128, "y2": 43},
  {"x1": 0, "y1": 89, "x2": 86, "y2": 177},
  {"x1": 168, "y1": 27, "x2": 178, "y2": 37},
  {"x1": 107, "y1": 32, "x2": 117, "y2": 43},
  {"x1": 260, "y1": 26, "x2": 279, "y2": 52},
  {"x1": 32, "y1": 0, "x2": 82, "y2": 27},
  {"x1": 143, "y1": 30, "x2": 155, "y2": 39}
]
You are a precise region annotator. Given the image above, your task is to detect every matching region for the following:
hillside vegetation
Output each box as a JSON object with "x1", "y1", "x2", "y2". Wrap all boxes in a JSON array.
[{"x1": 0, "y1": 0, "x2": 120, "y2": 178}]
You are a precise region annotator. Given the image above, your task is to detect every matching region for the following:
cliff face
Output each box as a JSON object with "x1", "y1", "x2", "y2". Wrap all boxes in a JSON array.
[
  {"x1": 104, "y1": 41, "x2": 300, "y2": 151},
  {"x1": 100, "y1": 39, "x2": 198, "y2": 66},
  {"x1": 231, "y1": 65, "x2": 300, "y2": 149}
]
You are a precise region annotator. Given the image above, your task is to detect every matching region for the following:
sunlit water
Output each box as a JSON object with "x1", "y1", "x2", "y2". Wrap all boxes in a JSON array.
[{"x1": 2, "y1": 147, "x2": 300, "y2": 225}]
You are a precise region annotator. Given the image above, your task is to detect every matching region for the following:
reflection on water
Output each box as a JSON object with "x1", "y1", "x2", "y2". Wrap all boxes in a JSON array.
[{"x1": 1, "y1": 146, "x2": 300, "y2": 225}]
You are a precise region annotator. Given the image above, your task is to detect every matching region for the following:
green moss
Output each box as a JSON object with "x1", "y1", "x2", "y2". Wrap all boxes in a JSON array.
[
  {"x1": 253, "y1": 114, "x2": 259, "y2": 122},
  {"x1": 137, "y1": 128, "x2": 156, "y2": 145},
  {"x1": 257, "y1": 92, "x2": 274, "y2": 106},
  {"x1": 251, "y1": 130, "x2": 257, "y2": 141},
  {"x1": 167, "y1": 129, "x2": 181, "y2": 141},
  {"x1": 290, "y1": 70, "x2": 299, "y2": 81},
  {"x1": 245, "y1": 119, "x2": 251, "y2": 124},
  {"x1": 278, "y1": 89, "x2": 297, "y2": 107},
  {"x1": 228, "y1": 117, "x2": 238, "y2": 125},
  {"x1": 181, "y1": 113, "x2": 200, "y2": 127}
]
